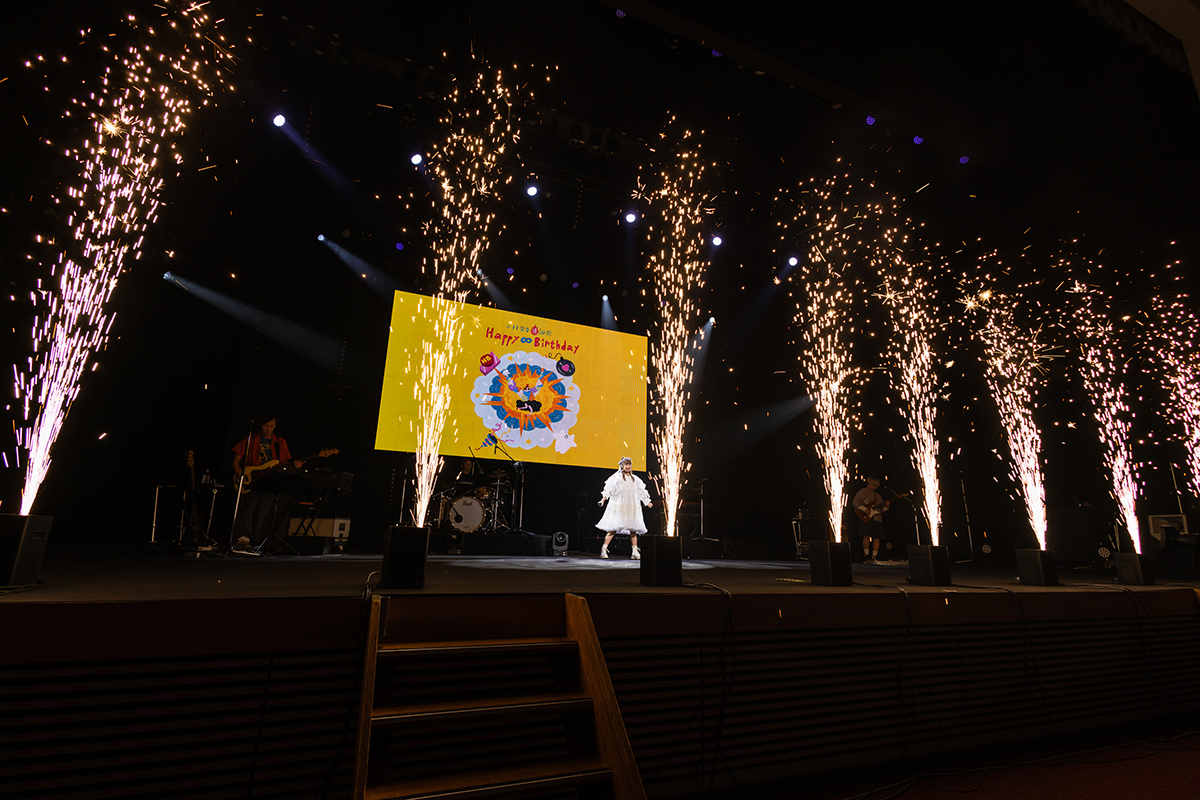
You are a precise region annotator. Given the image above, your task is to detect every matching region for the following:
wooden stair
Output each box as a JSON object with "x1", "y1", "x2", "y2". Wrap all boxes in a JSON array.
[{"x1": 353, "y1": 594, "x2": 645, "y2": 800}]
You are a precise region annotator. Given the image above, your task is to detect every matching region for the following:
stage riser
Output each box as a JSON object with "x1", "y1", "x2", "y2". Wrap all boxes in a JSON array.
[
  {"x1": 1, "y1": 591, "x2": 1199, "y2": 799},
  {"x1": 590, "y1": 596, "x2": 1200, "y2": 797}
]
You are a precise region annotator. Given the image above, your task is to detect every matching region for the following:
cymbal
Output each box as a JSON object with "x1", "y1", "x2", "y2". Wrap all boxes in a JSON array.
[{"x1": 488, "y1": 470, "x2": 509, "y2": 477}]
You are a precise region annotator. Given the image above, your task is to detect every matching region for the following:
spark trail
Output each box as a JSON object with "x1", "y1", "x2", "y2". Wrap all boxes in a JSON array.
[
  {"x1": 409, "y1": 68, "x2": 521, "y2": 527},
  {"x1": 780, "y1": 172, "x2": 873, "y2": 542},
  {"x1": 880, "y1": 270, "x2": 943, "y2": 545},
  {"x1": 644, "y1": 126, "x2": 711, "y2": 537},
  {"x1": 1066, "y1": 276, "x2": 1141, "y2": 553},
  {"x1": 1148, "y1": 270, "x2": 1200, "y2": 505},
  {"x1": 15, "y1": 2, "x2": 241, "y2": 515},
  {"x1": 962, "y1": 264, "x2": 1053, "y2": 549}
]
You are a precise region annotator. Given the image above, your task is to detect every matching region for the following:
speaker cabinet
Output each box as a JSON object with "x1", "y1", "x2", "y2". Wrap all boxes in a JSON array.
[
  {"x1": 908, "y1": 544, "x2": 952, "y2": 586},
  {"x1": 1016, "y1": 548, "x2": 1059, "y2": 586},
  {"x1": 0, "y1": 514, "x2": 52, "y2": 587},
  {"x1": 641, "y1": 535, "x2": 682, "y2": 586},
  {"x1": 809, "y1": 540, "x2": 852, "y2": 586},
  {"x1": 380, "y1": 526, "x2": 430, "y2": 590},
  {"x1": 1115, "y1": 552, "x2": 1154, "y2": 585},
  {"x1": 552, "y1": 531, "x2": 569, "y2": 556}
]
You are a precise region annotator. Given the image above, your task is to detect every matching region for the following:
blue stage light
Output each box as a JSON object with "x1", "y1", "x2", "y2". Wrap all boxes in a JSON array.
[
  {"x1": 615, "y1": 9, "x2": 626, "y2": 17},
  {"x1": 712, "y1": 235, "x2": 723, "y2": 246},
  {"x1": 272, "y1": 114, "x2": 286, "y2": 127},
  {"x1": 395, "y1": 242, "x2": 404, "y2": 250},
  {"x1": 788, "y1": 256, "x2": 798, "y2": 266},
  {"x1": 410, "y1": 154, "x2": 423, "y2": 165},
  {"x1": 507, "y1": 268, "x2": 514, "y2": 274},
  {"x1": 602, "y1": 295, "x2": 609, "y2": 302},
  {"x1": 625, "y1": 212, "x2": 636, "y2": 223},
  {"x1": 866, "y1": 116, "x2": 876, "y2": 126},
  {"x1": 526, "y1": 185, "x2": 538, "y2": 197},
  {"x1": 317, "y1": 234, "x2": 325, "y2": 242},
  {"x1": 913, "y1": 136, "x2": 923, "y2": 144},
  {"x1": 163, "y1": 271, "x2": 173, "y2": 280},
  {"x1": 959, "y1": 156, "x2": 970, "y2": 164}
]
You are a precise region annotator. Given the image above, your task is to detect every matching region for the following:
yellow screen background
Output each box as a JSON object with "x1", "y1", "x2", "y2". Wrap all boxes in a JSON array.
[{"x1": 375, "y1": 290, "x2": 648, "y2": 470}]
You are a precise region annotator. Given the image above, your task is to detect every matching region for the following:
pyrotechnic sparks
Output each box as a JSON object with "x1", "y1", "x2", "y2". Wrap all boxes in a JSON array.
[
  {"x1": 643, "y1": 125, "x2": 711, "y2": 537},
  {"x1": 962, "y1": 264, "x2": 1053, "y2": 549},
  {"x1": 15, "y1": 3, "x2": 241, "y2": 515},
  {"x1": 409, "y1": 68, "x2": 522, "y2": 527},
  {"x1": 780, "y1": 172, "x2": 875, "y2": 542},
  {"x1": 1147, "y1": 270, "x2": 1200, "y2": 506},
  {"x1": 880, "y1": 270, "x2": 943, "y2": 544},
  {"x1": 1064, "y1": 276, "x2": 1141, "y2": 553}
]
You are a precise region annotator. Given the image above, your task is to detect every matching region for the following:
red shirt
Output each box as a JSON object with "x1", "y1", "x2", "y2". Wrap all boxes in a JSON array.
[{"x1": 232, "y1": 434, "x2": 291, "y2": 467}]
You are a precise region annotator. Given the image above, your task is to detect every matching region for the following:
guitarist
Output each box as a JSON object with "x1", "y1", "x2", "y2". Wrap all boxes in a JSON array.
[
  {"x1": 853, "y1": 476, "x2": 889, "y2": 564},
  {"x1": 231, "y1": 416, "x2": 301, "y2": 551}
]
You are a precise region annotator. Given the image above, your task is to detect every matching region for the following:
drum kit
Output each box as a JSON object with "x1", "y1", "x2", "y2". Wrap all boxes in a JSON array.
[{"x1": 435, "y1": 470, "x2": 515, "y2": 533}]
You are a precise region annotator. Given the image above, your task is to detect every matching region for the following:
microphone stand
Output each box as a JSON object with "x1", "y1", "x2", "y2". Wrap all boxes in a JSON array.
[
  {"x1": 491, "y1": 441, "x2": 526, "y2": 532},
  {"x1": 228, "y1": 420, "x2": 257, "y2": 554}
]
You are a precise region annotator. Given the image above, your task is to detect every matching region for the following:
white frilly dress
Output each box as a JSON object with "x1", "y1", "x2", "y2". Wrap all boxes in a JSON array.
[{"x1": 596, "y1": 470, "x2": 652, "y2": 534}]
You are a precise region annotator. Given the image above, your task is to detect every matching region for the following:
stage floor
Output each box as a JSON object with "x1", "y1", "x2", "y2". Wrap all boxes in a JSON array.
[{"x1": 6, "y1": 542, "x2": 1197, "y2": 602}]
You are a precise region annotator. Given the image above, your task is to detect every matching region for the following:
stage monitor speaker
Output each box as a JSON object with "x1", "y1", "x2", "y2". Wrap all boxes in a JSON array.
[
  {"x1": 1016, "y1": 548, "x2": 1059, "y2": 586},
  {"x1": 1115, "y1": 552, "x2": 1154, "y2": 585},
  {"x1": 641, "y1": 535, "x2": 682, "y2": 586},
  {"x1": 380, "y1": 526, "x2": 430, "y2": 590},
  {"x1": 0, "y1": 514, "x2": 52, "y2": 587},
  {"x1": 809, "y1": 540, "x2": 852, "y2": 586},
  {"x1": 908, "y1": 544, "x2": 952, "y2": 586},
  {"x1": 552, "y1": 531, "x2": 569, "y2": 556}
]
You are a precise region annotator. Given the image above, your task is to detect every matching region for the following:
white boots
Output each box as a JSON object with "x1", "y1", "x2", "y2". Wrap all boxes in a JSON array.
[
  {"x1": 601, "y1": 544, "x2": 609, "y2": 559},
  {"x1": 600, "y1": 536, "x2": 638, "y2": 559},
  {"x1": 631, "y1": 545, "x2": 641, "y2": 560}
]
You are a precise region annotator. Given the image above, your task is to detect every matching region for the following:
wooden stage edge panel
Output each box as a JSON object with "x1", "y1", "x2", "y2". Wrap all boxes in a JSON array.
[{"x1": 1, "y1": 588, "x2": 1199, "y2": 799}]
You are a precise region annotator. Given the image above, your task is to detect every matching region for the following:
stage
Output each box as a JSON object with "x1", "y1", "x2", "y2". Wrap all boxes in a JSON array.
[
  {"x1": 7, "y1": 543, "x2": 1199, "y2": 601},
  {"x1": 3, "y1": 544, "x2": 1200, "y2": 799}
]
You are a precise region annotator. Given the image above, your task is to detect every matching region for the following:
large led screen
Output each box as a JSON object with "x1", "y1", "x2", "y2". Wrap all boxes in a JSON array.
[{"x1": 375, "y1": 291, "x2": 648, "y2": 469}]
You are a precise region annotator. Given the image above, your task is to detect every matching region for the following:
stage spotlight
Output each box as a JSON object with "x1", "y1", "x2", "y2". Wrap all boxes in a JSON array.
[
  {"x1": 712, "y1": 235, "x2": 723, "y2": 246},
  {"x1": 410, "y1": 153, "x2": 423, "y2": 165},
  {"x1": 788, "y1": 256, "x2": 798, "y2": 266},
  {"x1": 163, "y1": 271, "x2": 173, "y2": 280},
  {"x1": 866, "y1": 116, "x2": 876, "y2": 125},
  {"x1": 526, "y1": 185, "x2": 538, "y2": 197},
  {"x1": 602, "y1": 294, "x2": 609, "y2": 302},
  {"x1": 625, "y1": 212, "x2": 636, "y2": 223},
  {"x1": 317, "y1": 234, "x2": 325, "y2": 242},
  {"x1": 913, "y1": 136, "x2": 924, "y2": 144},
  {"x1": 395, "y1": 242, "x2": 404, "y2": 250},
  {"x1": 615, "y1": 9, "x2": 626, "y2": 17},
  {"x1": 959, "y1": 156, "x2": 970, "y2": 164},
  {"x1": 708, "y1": 316, "x2": 716, "y2": 325},
  {"x1": 272, "y1": 114, "x2": 286, "y2": 127}
]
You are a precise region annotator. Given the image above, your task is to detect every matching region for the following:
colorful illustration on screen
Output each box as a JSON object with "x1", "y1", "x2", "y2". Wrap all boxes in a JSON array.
[{"x1": 472, "y1": 351, "x2": 580, "y2": 454}]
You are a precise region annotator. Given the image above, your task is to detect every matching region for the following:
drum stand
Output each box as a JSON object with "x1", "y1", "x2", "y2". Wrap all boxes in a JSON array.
[{"x1": 486, "y1": 473, "x2": 511, "y2": 531}]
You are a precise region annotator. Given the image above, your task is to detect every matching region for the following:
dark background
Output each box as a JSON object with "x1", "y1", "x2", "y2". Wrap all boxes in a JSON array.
[{"x1": 1, "y1": 0, "x2": 1197, "y2": 558}]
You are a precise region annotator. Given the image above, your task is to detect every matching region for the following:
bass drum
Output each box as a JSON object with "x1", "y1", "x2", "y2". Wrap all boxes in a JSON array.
[{"x1": 449, "y1": 496, "x2": 486, "y2": 533}]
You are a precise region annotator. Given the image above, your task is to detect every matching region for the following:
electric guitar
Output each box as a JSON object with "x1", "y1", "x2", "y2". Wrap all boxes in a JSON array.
[
  {"x1": 855, "y1": 500, "x2": 889, "y2": 522},
  {"x1": 241, "y1": 448, "x2": 338, "y2": 493}
]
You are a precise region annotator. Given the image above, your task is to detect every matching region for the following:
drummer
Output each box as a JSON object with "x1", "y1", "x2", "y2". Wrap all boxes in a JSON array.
[{"x1": 454, "y1": 459, "x2": 481, "y2": 496}]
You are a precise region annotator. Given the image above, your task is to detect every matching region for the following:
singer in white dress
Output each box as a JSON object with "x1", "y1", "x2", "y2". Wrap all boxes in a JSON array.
[{"x1": 596, "y1": 457, "x2": 653, "y2": 559}]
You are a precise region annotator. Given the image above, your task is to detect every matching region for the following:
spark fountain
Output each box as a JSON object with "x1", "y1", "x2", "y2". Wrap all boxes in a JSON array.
[
  {"x1": 643, "y1": 126, "x2": 711, "y2": 538},
  {"x1": 1148, "y1": 274, "x2": 1200, "y2": 503},
  {"x1": 780, "y1": 172, "x2": 871, "y2": 542},
  {"x1": 879, "y1": 270, "x2": 943, "y2": 545},
  {"x1": 962, "y1": 267, "x2": 1054, "y2": 550},
  {"x1": 14, "y1": 3, "x2": 243, "y2": 515},
  {"x1": 408, "y1": 68, "x2": 522, "y2": 527},
  {"x1": 1064, "y1": 277, "x2": 1142, "y2": 553}
]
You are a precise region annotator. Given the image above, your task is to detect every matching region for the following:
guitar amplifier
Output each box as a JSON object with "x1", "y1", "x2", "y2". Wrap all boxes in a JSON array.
[{"x1": 288, "y1": 517, "x2": 351, "y2": 543}]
